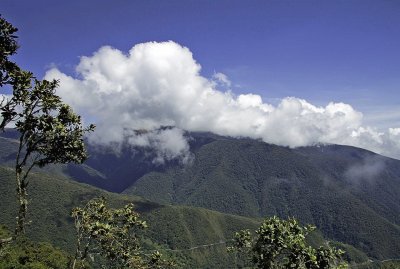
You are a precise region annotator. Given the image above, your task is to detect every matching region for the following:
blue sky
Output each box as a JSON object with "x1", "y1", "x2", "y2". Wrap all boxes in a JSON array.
[
  {"x1": 2, "y1": 0, "x2": 399, "y2": 133},
  {"x1": 1, "y1": 0, "x2": 400, "y2": 123}
]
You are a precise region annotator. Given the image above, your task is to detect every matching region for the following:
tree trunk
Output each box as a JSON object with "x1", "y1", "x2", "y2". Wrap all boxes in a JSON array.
[
  {"x1": 71, "y1": 240, "x2": 80, "y2": 269},
  {"x1": 14, "y1": 170, "x2": 27, "y2": 236}
]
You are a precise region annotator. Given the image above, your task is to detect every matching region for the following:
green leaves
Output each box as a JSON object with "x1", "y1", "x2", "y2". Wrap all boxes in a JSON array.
[
  {"x1": 14, "y1": 78, "x2": 95, "y2": 168},
  {"x1": 0, "y1": 225, "x2": 71, "y2": 269},
  {"x1": 1, "y1": 15, "x2": 95, "y2": 237},
  {"x1": 71, "y1": 197, "x2": 174, "y2": 269},
  {"x1": 0, "y1": 15, "x2": 19, "y2": 88},
  {"x1": 229, "y1": 216, "x2": 348, "y2": 269},
  {"x1": 11, "y1": 72, "x2": 95, "y2": 236},
  {"x1": 1, "y1": 16, "x2": 94, "y2": 168}
]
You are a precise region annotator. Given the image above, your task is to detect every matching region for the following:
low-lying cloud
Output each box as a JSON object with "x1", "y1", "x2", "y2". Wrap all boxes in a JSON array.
[
  {"x1": 44, "y1": 41, "x2": 400, "y2": 161},
  {"x1": 124, "y1": 128, "x2": 192, "y2": 164},
  {"x1": 344, "y1": 156, "x2": 386, "y2": 185}
]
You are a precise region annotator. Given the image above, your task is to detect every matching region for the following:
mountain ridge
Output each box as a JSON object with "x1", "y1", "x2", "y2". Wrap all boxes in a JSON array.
[{"x1": 2, "y1": 130, "x2": 400, "y2": 261}]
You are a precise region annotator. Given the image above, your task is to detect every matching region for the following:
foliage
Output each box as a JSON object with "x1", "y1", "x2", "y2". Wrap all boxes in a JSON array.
[
  {"x1": 0, "y1": 226, "x2": 71, "y2": 269},
  {"x1": 0, "y1": 15, "x2": 18, "y2": 86},
  {"x1": 71, "y1": 197, "x2": 175, "y2": 269},
  {"x1": 13, "y1": 77, "x2": 95, "y2": 235},
  {"x1": 228, "y1": 216, "x2": 348, "y2": 269},
  {"x1": 0, "y1": 224, "x2": 12, "y2": 257},
  {"x1": 0, "y1": 14, "x2": 28, "y2": 130},
  {"x1": 0, "y1": 15, "x2": 95, "y2": 236},
  {"x1": 328, "y1": 241, "x2": 369, "y2": 264}
]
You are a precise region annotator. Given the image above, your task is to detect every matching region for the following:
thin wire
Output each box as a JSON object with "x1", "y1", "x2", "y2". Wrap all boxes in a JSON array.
[
  {"x1": 150, "y1": 240, "x2": 231, "y2": 253},
  {"x1": 146, "y1": 239, "x2": 400, "y2": 267},
  {"x1": 150, "y1": 238, "x2": 274, "y2": 255}
]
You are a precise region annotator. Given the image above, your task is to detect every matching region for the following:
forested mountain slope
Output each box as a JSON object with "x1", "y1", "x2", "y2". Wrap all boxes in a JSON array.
[
  {"x1": 2, "y1": 130, "x2": 400, "y2": 261},
  {"x1": 0, "y1": 166, "x2": 261, "y2": 268},
  {"x1": 124, "y1": 134, "x2": 400, "y2": 260}
]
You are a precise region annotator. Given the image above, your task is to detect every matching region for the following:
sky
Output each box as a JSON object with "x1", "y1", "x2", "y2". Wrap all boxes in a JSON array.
[{"x1": 2, "y1": 0, "x2": 400, "y2": 161}]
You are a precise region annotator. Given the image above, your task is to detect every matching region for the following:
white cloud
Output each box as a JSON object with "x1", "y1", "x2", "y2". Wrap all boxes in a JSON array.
[
  {"x1": 125, "y1": 128, "x2": 192, "y2": 164},
  {"x1": 389, "y1": 127, "x2": 400, "y2": 136},
  {"x1": 212, "y1": 72, "x2": 231, "y2": 87},
  {"x1": 344, "y1": 156, "x2": 386, "y2": 185},
  {"x1": 45, "y1": 41, "x2": 400, "y2": 160}
]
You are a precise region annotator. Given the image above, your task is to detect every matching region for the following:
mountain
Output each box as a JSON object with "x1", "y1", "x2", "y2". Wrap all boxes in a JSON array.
[
  {"x1": 0, "y1": 166, "x2": 263, "y2": 268},
  {"x1": 0, "y1": 129, "x2": 171, "y2": 192},
  {"x1": 0, "y1": 165, "x2": 375, "y2": 268},
  {"x1": 2, "y1": 130, "x2": 400, "y2": 263},
  {"x1": 124, "y1": 135, "x2": 400, "y2": 260}
]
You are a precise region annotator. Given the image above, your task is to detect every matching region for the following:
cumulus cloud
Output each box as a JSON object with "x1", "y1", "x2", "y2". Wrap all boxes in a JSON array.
[{"x1": 44, "y1": 41, "x2": 400, "y2": 160}]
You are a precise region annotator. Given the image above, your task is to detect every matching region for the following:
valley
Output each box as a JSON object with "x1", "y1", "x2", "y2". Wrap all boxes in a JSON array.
[{"x1": 1, "y1": 131, "x2": 400, "y2": 268}]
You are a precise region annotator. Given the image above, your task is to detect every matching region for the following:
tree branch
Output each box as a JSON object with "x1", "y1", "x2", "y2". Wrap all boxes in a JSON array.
[{"x1": 0, "y1": 237, "x2": 12, "y2": 245}]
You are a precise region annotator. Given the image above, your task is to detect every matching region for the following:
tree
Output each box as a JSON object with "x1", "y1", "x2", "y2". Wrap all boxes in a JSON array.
[
  {"x1": 71, "y1": 197, "x2": 175, "y2": 269},
  {"x1": 13, "y1": 78, "x2": 95, "y2": 236},
  {"x1": 0, "y1": 14, "x2": 27, "y2": 130},
  {"x1": 0, "y1": 15, "x2": 95, "y2": 236},
  {"x1": 228, "y1": 216, "x2": 347, "y2": 269}
]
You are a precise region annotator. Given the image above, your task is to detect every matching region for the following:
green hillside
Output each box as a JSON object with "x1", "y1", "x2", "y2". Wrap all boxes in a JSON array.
[
  {"x1": 1, "y1": 165, "x2": 378, "y2": 268},
  {"x1": 2, "y1": 131, "x2": 400, "y2": 266},
  {"x1": 124, "y1": 137, "x2": 400, "y2": 260},
  {"x1": 0, "y1": 166, "x2": 261, "y2": 268}
]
